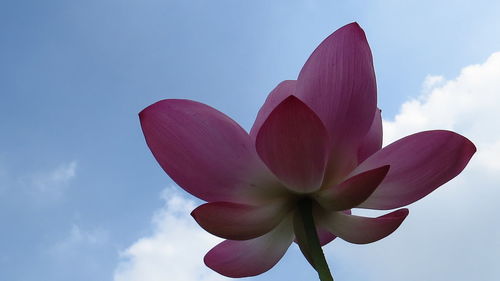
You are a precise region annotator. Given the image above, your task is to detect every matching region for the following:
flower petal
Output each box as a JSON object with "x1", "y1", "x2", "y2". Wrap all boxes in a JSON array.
[
  {"x1": 317, "y1": 228, "x2": 337, "y2": 246},
  {"x1": 353, "y1": 130, "x2": 476, "y2": 210},
  {"x1": 315, "y1": 165, "x2": 390, "y2": 211},
  {"x1": 255, "y1": 96, "x2": 330, "y2": 193},
  {"x1": 250, "y1": 80, "x2": 296, "y2": 140},
  {"x1": 358, "y1": 109, "x2": 383, "y2": 163},
  {"x1": 319, "y1": 209, "x2": 409, "y2": 244},
  {"x1": 292, "y1": 212, "x2": 337, "y2": 267},
  {"x1": 295, "y1": 22, "x2": 377, "y2": 184},
  {"x1": 204, "y1": 217, "x2": 294, "y2": 278},
  {"x1": 191, "y1": 200, "x2": 290, "y2": 240},
  {"x1": 293, "y1": 208, "x2": 350, "y2": 267},
  {"x1": 139, "y1": 99, "x2": 275, "y2": 203},
  {"x1": 316, "y1": 209, "x2": 350, "y2": 246},
  {"x1": 292, "y1": 226, "x2": 338, "y2": 247}
]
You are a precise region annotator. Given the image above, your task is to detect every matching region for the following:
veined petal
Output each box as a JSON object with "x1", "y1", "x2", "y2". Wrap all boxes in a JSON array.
[
  {"x1": 353, "y1": 130, "x2": 476, "y2": 210},
  {"x1": 250, "y1": 80, "x2": 296, "y2": 139},
  {"x1": 204, "y1": 217, "x2": 294, "y2": 278},
  {"x1": 139, "y1": 99, "x2": 275, "y2": 203},
  {"x1": 319, "y1": 209, "x2": 409, "y2": 244},
  {"x1": 295, "y1": 22, "x2": 377, "y2": 184},
  {"x1": 316, "y1": 165, "x2": 390, "y2": 211},
  {"x1": 191, "y1": 200, "x2": 290, "y2": 240},
  {"x1": 358, "y1": 109, "x2": 383, "y2": 163},
  {"x1": 255, "y1": 96, "x2": 330, "y2": 193}
]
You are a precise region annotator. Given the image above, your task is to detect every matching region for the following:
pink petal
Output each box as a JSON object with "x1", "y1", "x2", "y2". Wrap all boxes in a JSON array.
[
  {"x1": 358, "y1": 109, "x2": 383, "y2": 163},
  {"x1": 293, "y1": 209, "x2": 350, "y2": 267},
  {"x1": 316, "y1": 165, "x2": 390, "y2": 211},
  {"x1": 295, "y1": 209, "x2": 351, "y2": 247},
  {"x1": 353, "y1": 130, "x2": 476, "y2": 210},
  {"x1": 191, "y1": 201, "x2": 289, "y2": 240},
  {"x1": 250, "y1": 80, "x2": 296, "y2": 139},
  {"x1": 295, "y1": 23, "x2": 377, "y2": 184},
  {"x1": 319, "y1": 209, "x2": 409, "y2": 244},
  {"x1": 292, "y1": 226, "x2": 337, "y2": 247},
  {"x1": 139, "y1": 99, "x2": 274, "y2": 203},
  {"x1": 317, "y1": 227, "x2": 337, "y2": 246},
  {"x1": 316, "y1": 209, "x2": 350, "y2": 246},
  {"x1": 255, "y1": 96, "x2": 330, "y2": 193},
  {"x1": 204, "y1": 217, "x2": 294, "y2": 278}
]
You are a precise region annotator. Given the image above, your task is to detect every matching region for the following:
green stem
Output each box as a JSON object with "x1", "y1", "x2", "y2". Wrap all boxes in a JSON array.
[{"x1": 295, "y1": 199, "x2": 334, "y2": 281}]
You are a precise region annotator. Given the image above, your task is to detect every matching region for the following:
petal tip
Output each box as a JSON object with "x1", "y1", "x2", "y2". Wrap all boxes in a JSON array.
[
  {"x1": 138, "y1": 104, "x2": 153, "y2": 120},
  {"x1": 346, "y1": 21, "x2": 362, "y2": 29},
  {"x1": 396, "y1": 208, "x2": 410, "y2": 218},
  {"x1": 279, "y1": 94, "x2": 305, "y2": 106},
  {"x1": 378, "y1": 164, "x2": 391, "y2": 175},
  {"x1": 138, "y1": 99, "x2": 172, "y2": 121},
  {"x1": 381, "y1": 208, "x2": 409, "y2": 221},
  {"x1": 189, "y1": 208, "x2": 198, "y2": 220},
  {"x1": 204, "y1": 250, "x2": 228, "y2": 277},
  {"x1": 466, "y1": 137, "x2": 477, "y2": 154},
  {"x1": 255, "y1": 94, "x2": 329, "y2": 193},
  {"x1": 339, "y1": 21, "x2": 366, "y2": 37}
]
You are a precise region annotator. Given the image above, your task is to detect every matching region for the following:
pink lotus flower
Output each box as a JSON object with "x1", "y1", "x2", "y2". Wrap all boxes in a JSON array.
[{"x1": 139, "y1": 23, "x2": 475, "y2": 279}]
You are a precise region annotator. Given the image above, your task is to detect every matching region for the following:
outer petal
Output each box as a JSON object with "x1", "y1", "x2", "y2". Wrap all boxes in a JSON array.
[
  {"x1": 319, "y1": 209, "x2": 409, "y2": 244},
  {"x1": 204, "y1": 217, "x2": 294, "y2": 278},
  {"x1": 191, "y1": 200, "x2": 290, "y2": 240},
  {"x1": 315, "y1": 165, "x2": 390, "y2": 211},
  {"x1": 295, "y1": 23, "x2": 377, "y2": 184},
  {"x1": 353, "y1": 130, "x2": 476, "y2": 210},
  {"x1": 358, "y1": 109, "x2": 383, "y2": 163},
  {"x1": 255, "y1": 96, "x2": 330, "y2": 193},
  {"x1": 250, "y1": 80, "x2": 296, "y2": 139},
  {"x1": 139, "y1": 99, "x2": 276, "y2": 203}
]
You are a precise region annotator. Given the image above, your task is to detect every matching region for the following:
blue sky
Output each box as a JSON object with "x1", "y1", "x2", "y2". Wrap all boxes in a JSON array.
[{"x1": 1, "y1": 1, "x2": 500, "y2": 280}]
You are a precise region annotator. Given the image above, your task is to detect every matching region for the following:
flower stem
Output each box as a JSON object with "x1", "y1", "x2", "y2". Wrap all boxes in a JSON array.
[{"x1": 295, "y1": 198, "x2": 334, "y2": 281}]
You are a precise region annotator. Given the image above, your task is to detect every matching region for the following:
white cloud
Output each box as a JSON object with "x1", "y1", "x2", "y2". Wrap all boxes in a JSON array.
[
  {"x1": 421, "y1": 74, "x2": 445, "y2": 93},
  {"x1": 51, "y1": 224, "x2": 108, "y2": 256},
  {"x1": 46, "y1": 223, "x2": 110, "y2": 278},
  {"x1": 31, "y1": 161, "x2": 77, "y2": 196},
  {"x1": 328, "y1": 52, "x2": 500, "y2": 281},
  {"x1": 114, "y1": 189, "x2": 228, "y2": 281}
]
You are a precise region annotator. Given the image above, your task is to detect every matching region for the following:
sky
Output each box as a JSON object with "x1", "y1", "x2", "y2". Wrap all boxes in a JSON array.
[{"x1": 1, "y1": 0, "x2": 500, "y2": 280}]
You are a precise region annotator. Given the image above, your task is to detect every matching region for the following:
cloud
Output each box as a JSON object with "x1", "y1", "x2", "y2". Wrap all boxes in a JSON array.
[
  {"x1": 30, "y1": 161, "x2": 77, "y2": 197},
  {"x1": 114, "y1": 189, "x2": 227, "y2": 281},
  {"x1": 328, "y1": 52, "x2": 500, "y2": 281},
  {"x1": 421, "y1": 74, "x2": 445, "y2": 93},
  {"x1": 383, "y1": 53, "x2": 500, "y2": 173},
  {"x1": 46, "y1": 223, "x2": 110, "y2": 280},
  {"x1": 50, "y1": 224, "x2": 108, "y2": 256}
]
